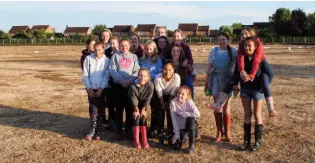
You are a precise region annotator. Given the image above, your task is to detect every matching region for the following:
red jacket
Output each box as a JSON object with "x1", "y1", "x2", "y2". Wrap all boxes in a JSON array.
[{"x1": 237, "y1": 38, "x2": 265, "y2": 79}]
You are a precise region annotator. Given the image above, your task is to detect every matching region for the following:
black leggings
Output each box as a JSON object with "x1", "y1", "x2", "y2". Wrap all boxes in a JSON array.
[
  {"x1": 150, "y1": 91, "x2": 159, "y2": 130},
  {"x1": 104, "y1": 87, "x2": 116, "y2": 121},
  {"x1": 172, "y1": 117, "x2": 197, "y2": 150},
  {"x1": 158, "y1": 95, "x2": 173, "y2": 134},
  {"x1": 88, "y1": 89, "x2": 106, "y2": 117},
  {"x1": 133, "y1": 116, "x2": 147, "y2": 126}
]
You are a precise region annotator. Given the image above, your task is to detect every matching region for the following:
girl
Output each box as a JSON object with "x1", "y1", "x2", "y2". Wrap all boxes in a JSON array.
[
  {"x1": 130, "y1": 33, "x2": 144, "y2": 58},
  {"x1": 154, "y1": 63, "x2": 181, "y2": 139},
  {"x1": 109, "y1": 39, "x2": 140, "y2": 140},
  {"x1": 99, "y1": 29, "x2": 113, "y2": 59},
  {"x1": 80, "y1": 38, "x2": 95, "y2": 71},
  {"x1": 128, "y1": 68, "x2": 154, "y2": 149},
  {"x1": 139, "y1": 40, "x2": 163, "y2": 137},
  {"x1": 206, "y1": 32, "x2": 237, "y2": 143},
  {"x1": 171, "y1": 29, "x2": 195, "y2": 99},
  {"x1": 237, "y1": 37, "x2": 271, "y2": 152},
  {"x1": 82, "y1": 42, "x2": 111, "y2": 141},
  {"x1": 157, "y1": 36, "x2": 171, "y2": 64},
  {"x1": 170, "y1": 85, "x2": 200, "y2": 154},
  {"x1": 238, "y1": 27, "x2": 277, "y2": 118}
]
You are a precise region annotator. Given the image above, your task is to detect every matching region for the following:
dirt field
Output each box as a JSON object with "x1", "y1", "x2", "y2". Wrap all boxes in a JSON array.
[{"x1": 0, "y1": 45, "x2": 314, "y2": 163}]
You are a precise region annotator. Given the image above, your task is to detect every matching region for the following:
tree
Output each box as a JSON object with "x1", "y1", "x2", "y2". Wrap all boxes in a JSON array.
[
  {"x1": 269, "y1": 8, "x2": 292, "y2": 36},
  {"x1": 257, "y1": 27, "x2": 277, "y2": 42},
  {"x1": 92, "y1": 24, "x2": 107, "y2": 36},
  {"x1": 47, "y1": 32, "x2": 55, "y2": 40},
  {"x1": 32, "y1": 29, "x2": 47, "y2": 39},
  {"x1": 290, "y1": 9, "x2": 308, "y2": 36},
  {"x1": 307, "y1": 12, "x2": 315, "y2": 36},
  {"x1": 231, "y1": 23, "x2": 243, "y2": 30},
  {"x1": 219, "y1": 25, "x2": 233, "y2": 36},
  {"x1": 71, "y1": 33, "x2": 84, "y2": 40},
  {"x1": 0, "y1": 30, "x2": 11, "y2": 39},
  {"x1": 13, "y1": 31, "x2": 31, "y2": 39}
]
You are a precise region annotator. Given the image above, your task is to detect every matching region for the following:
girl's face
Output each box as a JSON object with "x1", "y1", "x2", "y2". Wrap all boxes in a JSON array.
[
  {"x1": 120, "y1": 41, "x2": 130, "y2": 53},
  {"x1": 177, "y1": 88, "x2": 189, "y2": 104},
  {"x1": 87, "y1": 40, "x2": 96, "y2": 52},
  {"x1": 218, "y1": 35, "x2": 228, "y2": 48},
  {"x1": 137, "y1": 70, "x2": 150, "y2": 86},
  {"x1": 162, "y1": 64, "x2": 174, "y2": 79},
  {"x1": 101, "y1": 31, "x2": 110, "y2": 43},
  {"x1": 145, "y1": 43, "x2": 154, "y2": 57},
  {"x1": 157, "y1": 28, "x2": 166, "y2": 37},
  {"x1": 158, "y1": 38, "x2": 167, "y2": 50},
  {"x1": 111, "y1": 39, "x2": 119, "y2": 51},
  {"x1": 240, "y1": 29, "x2": 250, "y2": 41},
  {"x1": 173, "y1": 32, "x2": 182, "y2": 45},
  {"x1": 171, "y1": 47, "x2": 180, "y2": 62},
  {"x1": 131, "y1": 35, "x2": 139, "y2": 47},
  {"x1": 94, "y1": 44, "x2": 104, "y2": 57},
  {"x1": 244, "y1": 40, "x2": 256, "y2": 56}
]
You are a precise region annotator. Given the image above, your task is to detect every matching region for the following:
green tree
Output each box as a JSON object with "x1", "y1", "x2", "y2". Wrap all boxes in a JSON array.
[
  {"x1": 47, "y1": 32, "x2": 55, "y2": 40},
  {"x1": 307, "y1": 12, "x2": 315, "y2": 36},
  {"x1": 32, "y1": 29, "x2": 47, "y2": 39},
  {"x1": 0, "y1": 30, "x2": 11, "y2": 39},
  {"x1": 257, "y1": 27, "x2": 277, "y2": 42},
  {"x1": 71, "y1": 33, "x2": 84, "y2": 40},
  {"x1": 92, "y1": 24, "x2": 107, "y2": 36},
  {"x1": 269, "y1": 8, "x2": 292, "y2": 36},
  {"x1": 14, "y1": 31, "x2": 31, "y2": 39},
  {"x1": 291, "y1": 9, "x2": 308, "y2": 36},
  {"x1": 231, "y1": 23, "x2": 243, "y2": 30},
  {"x1": 219, "y1": 25, "x2": 233, "y2": 36}
]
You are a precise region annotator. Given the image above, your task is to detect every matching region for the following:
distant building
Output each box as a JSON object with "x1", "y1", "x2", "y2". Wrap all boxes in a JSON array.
[
  {"x1": 178, "y1": 23, "x2": 198, "y2": 37},
  {"x1": 197, "y1": 25, "x2": 210, "y2": 37},
  {"x1": 8, "y1": 25, "x2": 31, "y2": 36},
  {"x1": 135, "y1": 24, "x2": 156, "y2": 38},
  {"x1": 253, "y1": 22, "x2": 273, "y2": 30},
  {"x1": 63, "y1": 25, "x2": 92, "y2": 36},
  {"x1": 31, "y1": 25, "x2": 55, "y2": 33},
  {"x1": 209, "y1": 29, "x2": 219, "y2": 37},
  {"x1": 113, "y1": 25, "x2": 134, "y2": 37}
]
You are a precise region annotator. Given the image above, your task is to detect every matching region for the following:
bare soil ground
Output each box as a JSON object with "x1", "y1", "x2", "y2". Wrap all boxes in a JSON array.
[{"x1": 0, "y1": 45, "x2": 314, "y2": 163}]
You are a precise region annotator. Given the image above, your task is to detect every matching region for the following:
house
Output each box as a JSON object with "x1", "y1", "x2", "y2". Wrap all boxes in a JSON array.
[
  {"x1": 209, "y1": 29, "x2": 219, "y2": 37},
  {"x1": 63, "y1": 25, "x2": 92, "y2": 37},
  {"x1": 135, "y1": 24, "x2": 156, "y2": 38},
  {"x1": 197, "y1": 25, "x2": 210, "y2": 37},
  {"x1": 253, "y1": 22, "x2": 273, "y2": 30},
  {"x1": 178, "y1": 23, "x2": 198, "y2": 37},
  {"x1": 113, "y1": 25, "x2": 134, "y2": 37},
  {"x1": 31, "y1": 25, "x2": 55, "y2": 33},
  {"x1": 8, "y1": 25, "x2": 31, "y2": 36}
]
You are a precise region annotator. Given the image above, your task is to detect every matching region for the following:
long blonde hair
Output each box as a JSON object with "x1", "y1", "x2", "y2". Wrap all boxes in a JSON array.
[{"x1": 140, "y1": 40, "x2": 159, "y2": 64}]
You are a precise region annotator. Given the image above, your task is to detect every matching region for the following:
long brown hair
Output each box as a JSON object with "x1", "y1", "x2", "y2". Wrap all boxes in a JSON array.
[
  {"x1": 217, "y1": 32, "x2": 232, "y2": 62},
  {"x1": 171, "y1": 45, "x2": 186, "y2": 65}
]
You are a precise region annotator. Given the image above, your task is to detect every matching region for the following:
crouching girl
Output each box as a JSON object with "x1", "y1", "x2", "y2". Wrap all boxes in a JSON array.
[
  {"x1": 170, "y1": 85, "x2": 200, "y2": 154},
  {"x1": 128, "y1": 68, "x2": 154, "y2": 149}
]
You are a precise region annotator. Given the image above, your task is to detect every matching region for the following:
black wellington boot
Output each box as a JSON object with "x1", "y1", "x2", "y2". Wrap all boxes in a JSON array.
[
  {"x1": 85, "y1": 116, "x2": 98, "y2": 141},
  {"x1": 251, "y1": 124, "x2": 263, "y2": 152},
  {"x1": 239, "y1": 123, "x2": 251, "y2": 151}
]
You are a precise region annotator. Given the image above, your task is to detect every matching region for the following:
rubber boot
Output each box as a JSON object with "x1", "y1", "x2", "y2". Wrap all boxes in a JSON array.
[
  {"x1": 214, "y1": 112, "x2": 223, "y2": 142},
  {"x1": 180, "y1": 129, "x2": 189, "y2": 144},
  {"x1": 266, "y1": 97, "x2": 277, "y2": 118},
  {"x1": 188, "y1": 128, "x2": 196, "y2": 154},
  {"x1": 140, "y1": 126, "x2": 149, "y2": 149},
  {"x1": 85, "y1": 116, "x2": 97, "y2": 141},
  {"x1": 223, "y1": 114, "x2": 232, "y2": 143},
  {"x1": 251, "y1": 124, "x2": 263, "y2": 152},
  {"x1": 94, "y1": 115, "x2": 104, "y2": 140},
  {"x1": 239, "y1": 123, "x2": 251, "y2": 151},
  {"x1": 132, "y1": 126, "x2": 141, "y2": 149},
  {"x1": 209, "y1": 92, "x2": 229, "y2": 112}
]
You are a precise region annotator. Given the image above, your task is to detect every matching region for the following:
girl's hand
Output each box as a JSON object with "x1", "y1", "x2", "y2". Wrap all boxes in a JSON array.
[
  {"x1": 95, "y1": 88, "x2": 102, "y2": 97},
  {"x1": 87, "y1": 89, "x2": 95, "y2": 98},
  {"x1": 140, "y1": 109, "x2": 147, "y2": 119},
  {"x1": 133, "y1": 110, "x2": 140, "y2": 120},
  {"x1": 182, "y1": 59, "x2": 188, "y2": 67},
  {"x1": 240, "y1": 71, "x2": 250, "y2": 82}
]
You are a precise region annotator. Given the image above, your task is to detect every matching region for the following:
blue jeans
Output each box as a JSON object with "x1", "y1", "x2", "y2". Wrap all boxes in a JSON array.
[
  {"x1": 185, "y1": 75, "x2": 194, "y2": 100},
  {"x1": 241, "y1": 88, "x2": 264, "y2": 100}
]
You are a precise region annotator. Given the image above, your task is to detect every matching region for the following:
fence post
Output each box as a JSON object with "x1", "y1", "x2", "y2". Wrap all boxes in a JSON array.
[
  {"x1": 48, "y1": 39, "x2": 50, "y2": 46},
  {"x1": 282, "y1": 37, "x2": 284, "y2": 44},
  {"x1": 2, "y1": 40, "x2": 4, "y2": 45},
  {"x1": 64, "y1": 38, "x2": 65, "y2": 44},
  {"x1": 210, "y1": 37, "x2": 212, "y2": 44},
  {"x1": 189, "y1": 37, "x2": 191, "y2": 44},
  {"x1": 304, "y1": 37, "x2": 306, "y2": 44}
]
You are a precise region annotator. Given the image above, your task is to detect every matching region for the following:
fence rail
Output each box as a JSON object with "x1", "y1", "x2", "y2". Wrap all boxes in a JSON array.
[{"x1": 1, "y1": 36, "x2": 315, "y2": 46}]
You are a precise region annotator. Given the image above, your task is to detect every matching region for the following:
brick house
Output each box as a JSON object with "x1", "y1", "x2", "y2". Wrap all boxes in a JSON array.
[
  {"x1": 178, "y1": 23, "x2": 198, "y2": 37},
  {"x1": 31, "y1": 25, "x2": 55, "y2": 33},
  {"x1": 209, "y1": 29, "x2": 219, "y2": 37},
  {"x1": 135, "y1": 24, "x2": 156, "y2": 38},
  {"x1": 8, "y1": 25, "x2": 31, "y2": 36},
  {"x1": 113, "y1": 25, "x2": 134, "y2": 37},
  {"x1": 63, "y1": 25, "x2": 92, "y2": 36},
  {"x1": 197, "y1": 25, "x2": 210, "y2": 37}
]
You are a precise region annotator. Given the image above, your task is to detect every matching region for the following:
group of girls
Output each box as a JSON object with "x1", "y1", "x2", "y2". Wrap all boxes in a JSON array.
[
  {"x1": 81, "y1": 26, "x2": 276, "y2": 153},
  {"x1": 81, "y1": 27, "x2": 199, "y2": 154}
]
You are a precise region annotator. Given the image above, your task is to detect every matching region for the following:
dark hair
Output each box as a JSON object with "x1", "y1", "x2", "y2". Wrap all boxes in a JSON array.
[
  {"x1": 85, "y1": 38, "x2": 95, "y2": 45},
  {"x1": 131, "y1": 33, "x2": 140, "y2": 42},
  {"x1": 171, "y1": 45, "x2": 186, "y2": 65},
  {"x1": 158, "y1": 36, "x2": 170, "y2": 46},
  {"x1": 243, "y1": 37, "x2": 258, "y2": 47},
  {"x1": 217, "y1": 32, "x2": 232, "y2": 62},
  {"x1": 163, "y1": 61, "x2": 175, "y2": 70}
]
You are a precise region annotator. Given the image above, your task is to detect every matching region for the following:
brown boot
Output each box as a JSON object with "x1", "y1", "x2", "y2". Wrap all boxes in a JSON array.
[
  {"x1": 223, "y1": 114, "x2": 232, "y2": 143},
  {"x1": 214, "y1": 112, "x2": 223, "y2": 143}
]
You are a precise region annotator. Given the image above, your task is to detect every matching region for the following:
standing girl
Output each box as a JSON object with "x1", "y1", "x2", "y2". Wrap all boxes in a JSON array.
[
  {"x1": 80, "y1": 38, "x2": 95, "y2": 71},
  {"x1": 82, "y1": 42, "x2": 111, "y2": 141},
  {"x1": 130, "y1": 33, "x2": 144, "y2": 58},
  {"x1": 170, "y1": 85, "x2": 200, "y2": 154},
  {"x1": 128, "y1": 68, "x2": 154, "y2": 149},
  {"x1": 206, "y1": 32, "x2": 237, "y2": 143},
  {"x1": 157, "y1": 36, "x2": 171, "y2": 63},
  {"x1": 139, "y1": 40, "x2": 163, "y2": 137},
  {"x1": 154, "y1": 63, "x2": 181, "y2": 139},
  {"x1": 109, "y1": 39, "x2": 140, "y2": 140}
]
